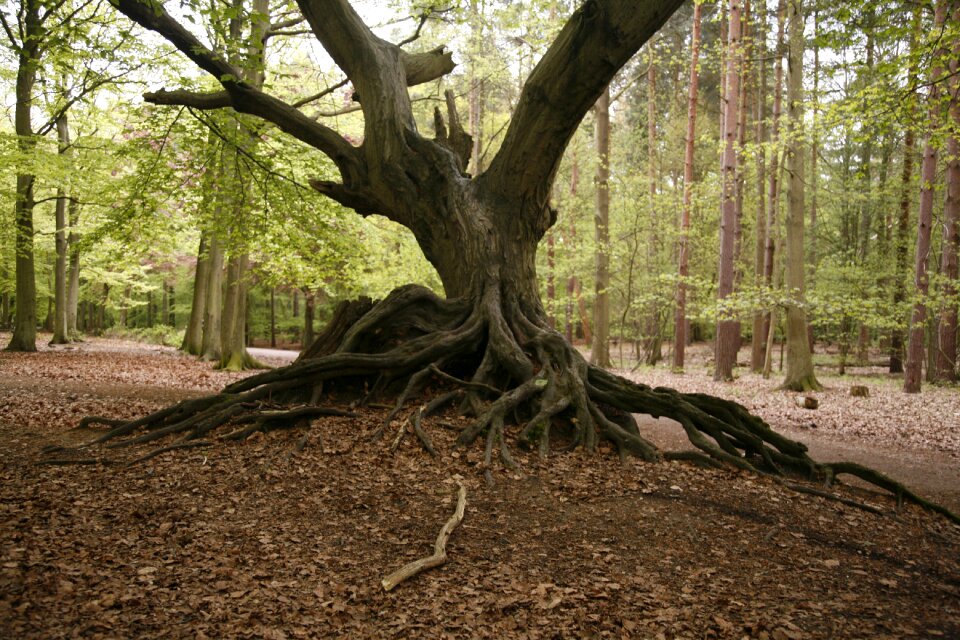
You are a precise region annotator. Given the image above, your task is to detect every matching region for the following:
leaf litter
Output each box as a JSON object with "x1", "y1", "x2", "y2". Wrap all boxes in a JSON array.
[{"x1": 0, "y1": 337, "x2": 958, "y2": 638}]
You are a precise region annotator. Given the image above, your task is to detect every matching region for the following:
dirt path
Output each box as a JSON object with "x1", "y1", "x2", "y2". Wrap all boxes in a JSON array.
[{"x1": 637, "y1": 416, "x2": 960, "y2": 513}]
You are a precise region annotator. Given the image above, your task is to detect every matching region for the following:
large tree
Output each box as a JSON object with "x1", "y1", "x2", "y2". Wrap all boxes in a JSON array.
[{"x1": 70, "y1": 0, "x2": 951, "y2": 516}]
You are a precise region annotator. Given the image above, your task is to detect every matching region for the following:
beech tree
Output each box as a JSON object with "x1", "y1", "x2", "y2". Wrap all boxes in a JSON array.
[
  {"x1": 65, "y1": 0, "x2": 952, "y2": 513},
  {"x1": 779, "y1": 0, "x2": 818, "y2": 391}
]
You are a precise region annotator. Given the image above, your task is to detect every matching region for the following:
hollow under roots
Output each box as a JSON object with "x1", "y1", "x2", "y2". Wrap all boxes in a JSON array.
[{"x1": 44, "y1": 285, "x2": 958, "y2": 525}]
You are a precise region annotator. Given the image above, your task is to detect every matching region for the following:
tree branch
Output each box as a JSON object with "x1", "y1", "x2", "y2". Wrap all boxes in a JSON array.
[
  {"x1": 483, "y1": 0, "x2": 683, "y2": 213},
  {"x1": 110, "y1": 0, "x2": 359, "y2": 174}
]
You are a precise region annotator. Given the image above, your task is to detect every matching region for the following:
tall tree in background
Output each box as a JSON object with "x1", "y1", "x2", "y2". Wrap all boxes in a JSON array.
[
  {"x1": 590, "y1": 85, "x2": 612, "y2": 368},
  {"x1": 3, "y1": 0, "x2": 42, "y2": 352},
  {"x1": 891, "y1": 8, "x2": 922, "y2": 374},
  {"x1": 50, "y1": 111, "x2": 73, "y2": 345},
  {"x1": 905, "y1": 0, "x2": 950, "y2": 393},
  {"x1": 673, "y1": 0, "x2": 703, "y2": 371},
  {"x1": 935, "y1": 20, "x2": 959, "y2": 382},
  {"x1": 714, "y1": 0, "x2": 743, "y2": 381},
  {"x1": 750, "y1": 0, "x2": 768, "y2": 371},
  {"x1": 761, "y1": 0, "x2": 786, "y2": 372},
  {"x1": 780, "y1": 0, "x2": 818, "y2": 391}
]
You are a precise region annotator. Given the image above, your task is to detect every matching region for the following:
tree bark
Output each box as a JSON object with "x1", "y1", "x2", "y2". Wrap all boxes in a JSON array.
[
  {"x1": 856, "y1": 20, "x2": 876, "y2": 365},
  {"x1": 673, "y1": 0, "x2": 703, "y2": 371},
  {"x1": 642, "y1": 40, "x2": 663, "y2": 366},
  {"x1": 750, "y1": 0, "x2": 768, "y2": 371},
  {"x1": 934, "y1": 23, "x2": 959, "y2": 382},
  {"x1": 891, "y1": 8, "x2": 923, "y2": 374},
  {"x1": 780, "y1": 0, "x2": 819, "y2": 391},
  {"x1": 200, "y1": 232, "x2": 225, "y2": 361},
  {"x1": 714, "y1": 0, "x2": 743, "y2": 381},
  {"x1": 50, "y1": 113, "x2": 72, "y2": 345},
  {"x1": 5, "y1": 0, "x2": 41, "y2": 352},
  {"x1": 590, "y1": 86, "x2": 612, "y2": 368},
  {"x1": 181, "y1": 235, "x2": 210, "y2": 354},
  {"x1": 905, "y1": 0, "x2": 949, "y2": 393}
]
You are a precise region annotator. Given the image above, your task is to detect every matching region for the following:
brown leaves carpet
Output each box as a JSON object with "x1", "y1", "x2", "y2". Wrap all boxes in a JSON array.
[{"x1": 1, "y1": 337, "x2": 958, "y2": 638}]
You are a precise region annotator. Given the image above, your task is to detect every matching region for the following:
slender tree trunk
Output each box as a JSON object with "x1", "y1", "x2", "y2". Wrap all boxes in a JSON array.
[
  {"x1": 270, "y1": 287, "x2": 277, "y2": 348},
  {"x1": 302, "y1": 289, "x2": 315, "y2": 349},
  {"x1": 200, "y1": 232, "x2": 225, "y2": 361},
  {"x1": 674, "y1": 0, "x2": 703, "y2": 371},
  {"x1": 468, "y1": 0, "x2": 484, "y2": 175},
  {"x1": 856, "y1": 22, "x2": 876, "y2": 365},
  {"x1": 891, "y1": 9, "x2": 922, "y2": 374},
  {"x1": 905, "y1": 0, "x2": 949, "y2": 393},
  {"x1": 760, "y1": 0, "x2": 787, "y2": 364},
  {"x1": 807, "y1": 8, "x2": 819, "y2": 353},
  {"x1": 780, "y1": 0, "x2": 819, "y2": 391},
  {"x1": 590, "y1": 86, "x2": 612, "y2": 367},
  {"x1": 181, "y1": 235, "x2": 209, "y2": 354},
  {"x1": 220, "y1": 253, "x2": 259, "y2": 370},
  {"x1": 714, "y1": 0, "x2": 743, "y2": 381},
  {"x1": 643, "y1": 40, "x2": 663, "y2": 366},
  {"x1": 546, "y1": 229, "x2": 556, "y2": 330},
  {"x1": 66, "y1": 202, "x2": 81, "y2": 340},
  {"x1": 50, "y1": 113, "x2": 72, "y2": 345},
  {"x1": 935, "y1": 28, "x2": 959, "y2": 382},
  {"x1": 5, "y1": 0, "x2": 41, "y2": 352},
  {"x1": 750, "y1": 0, "x2": 768, "y2": 371}
]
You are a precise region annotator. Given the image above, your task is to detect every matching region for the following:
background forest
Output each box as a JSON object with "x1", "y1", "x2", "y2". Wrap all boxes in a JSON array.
[{"x1": 2, "y1": 0, "x2": 958, "y2": 392}]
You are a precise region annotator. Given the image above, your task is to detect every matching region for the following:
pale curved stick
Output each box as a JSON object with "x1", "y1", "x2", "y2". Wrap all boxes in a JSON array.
[{"x1": 381, "y1": 481, "x2": 467, "y2": 591}]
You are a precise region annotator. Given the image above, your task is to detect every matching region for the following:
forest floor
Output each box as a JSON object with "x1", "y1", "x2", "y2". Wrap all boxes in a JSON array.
[{"x1": 1, "y1": 334, "x2": 958, "y2": 639}]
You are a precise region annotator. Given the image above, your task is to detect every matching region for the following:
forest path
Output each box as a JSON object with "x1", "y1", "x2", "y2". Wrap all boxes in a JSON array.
[{"x1": 637, "y1": 416, "x2": 960, "y2": 513}]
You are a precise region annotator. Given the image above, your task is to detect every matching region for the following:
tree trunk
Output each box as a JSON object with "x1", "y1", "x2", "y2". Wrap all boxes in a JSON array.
[
  {"x1": 642, "y1": 40, "x2": 663, "y2": 366},
  {"x1": 200, "y1": 233, "x2": 225, "y2": 361},
  {"x1": 182, "y1": 235, "x2": 209, "y2": 354},
  {"x1": 856, "y1": 21, "x2": 876, "y2": 365},
  {"x1": 780, "y1": 0, "x2": 819, "y2": 391},
  {"x1": 590, "y1": 86, "x2": 612, "y2": 368},
  {"x1": 750, "y1": 0, "x2": 768, "y2": 371},
  {"x1": 302, "y1": 289, "x2": 315, "y2": 349},
  {"x1": 760, "y1": 0, "x2": 787, "y2": 368},
  {"x1": 5, "y1": 0, "x2": 41, "y2": 352},
  {"x1": 468, "y1": 0, "x2": 485, "y2": 175},
  {"x1": 891, "y1": 9, "x2": 922, "y2": 374},
  {"x1": 673, "y1": 0, "x2": 703, "y2": 371},
  {"x1": 220, "y1": 253, "x2": 261, "y2": 370},
  {"x1": 714, "y1": 0, "x2": 743, "y2": 381},
  {"x1": 50, "y1": 113, "x2": 72, "y2": 345},
  {"x1": 934, "y1": 27, "x2": 959, "y2": 382},
  {"x1": 904, "y1": 0, "x2": 949, "y2": 393},
  {"x1": 806, "y1": 8, "x2": 819, "y2": 353}
]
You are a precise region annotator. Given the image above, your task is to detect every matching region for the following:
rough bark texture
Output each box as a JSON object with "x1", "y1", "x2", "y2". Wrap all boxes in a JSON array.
[
  {"x1": 5, "y1": 0, "x2": 41, "y2": 353},
  {"x1": 934, "y1": 22, "x2": 959, "y2": 382},
  {"x1": 714, "y1": 0, "x2": 743, "y2": 381},
  {"x1": 904, "y1": 0, "x2": 948, "y2": 393},
  {"x1": 780, "y1": 0, "x2": 819, "y2": 392},
  {"x1": 590, "y1": 86, "x2": 612, "y2": 369},
  {"x1": 673, "y1": 1, "x2": 702, "y2": 371}
]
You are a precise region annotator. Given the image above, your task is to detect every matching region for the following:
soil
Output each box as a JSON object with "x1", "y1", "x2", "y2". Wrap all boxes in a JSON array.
[{"x1": 1, "y1": 336, "x2": 958, "y2": 638}]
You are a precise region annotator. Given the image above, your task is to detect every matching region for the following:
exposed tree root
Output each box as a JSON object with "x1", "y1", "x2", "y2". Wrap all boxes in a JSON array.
[
  {"x1": 47, "y1": 285, "x2": 960, "y2": 526},
  {"x1": 381, "y1": 480, "x2": 467, "y2": 591}
]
